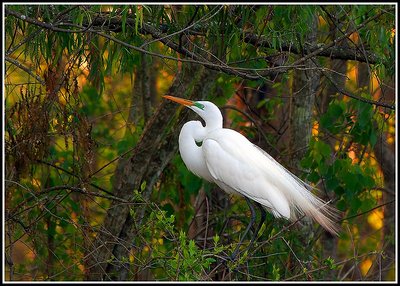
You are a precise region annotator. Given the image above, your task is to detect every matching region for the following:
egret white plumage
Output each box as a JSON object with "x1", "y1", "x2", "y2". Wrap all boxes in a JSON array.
[{"x1": 164, "y1": 95, "x2": 339, "y2": 257}]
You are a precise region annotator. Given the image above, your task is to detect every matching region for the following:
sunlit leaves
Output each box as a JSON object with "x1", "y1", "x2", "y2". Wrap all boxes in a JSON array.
[
  {"x1": 302, "y1": 93, "x2": 380, "y2": 219},
  {"x1": 167, "y1": 231, "x2": 215, "y2": 280}
]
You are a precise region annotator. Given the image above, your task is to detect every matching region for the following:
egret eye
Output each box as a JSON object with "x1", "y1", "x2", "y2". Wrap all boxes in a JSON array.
[{"x1": 194, "y1": 102, "x2": 205, "y2": 110}]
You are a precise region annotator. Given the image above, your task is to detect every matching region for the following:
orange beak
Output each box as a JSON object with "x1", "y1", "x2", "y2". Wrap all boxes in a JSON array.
[{"x1": 163, "y1": 95, "x2": 194, "y2": 107}]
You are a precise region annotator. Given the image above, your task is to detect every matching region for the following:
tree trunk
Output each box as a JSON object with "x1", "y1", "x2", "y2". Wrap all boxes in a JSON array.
[
  {"x1": 289, "y1": 13, "x2": 320, "y2": 241},
  {"x1": 114, "y1": 67, "x2": 220, "y2": 281},
  {"x1": 289, "y1": 13, "x2": 319, "y2": 166},
  {"x1": 85, "y1": 63, "x2": 218, "y2": 280},
  {"x1": 319, "y1": 13, "x2": 349, "y2": 279},
  {"x1": 141, "y1": 54, "x2": 152, "y2": 122},
  {"x1": 372, "y1": 135, "x2": 395, "y2": 280}
]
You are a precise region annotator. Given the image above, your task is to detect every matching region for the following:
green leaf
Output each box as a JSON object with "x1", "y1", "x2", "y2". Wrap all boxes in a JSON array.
[
  {"x1": 326, "y1": 176, "x2": 339, "y2": 191},
  {"x1": 359, "y1": 197, "x2": 376, "y2": 212},
  {"x1": 121, "y1": 6, "x2": 129, "y2": 35},
  {"x1": 257, "y1": 223, "x2": 266, "y2": 239},
  {"x1": 320, "y1": 100, "x2": 345, "y2": 134},
  {"x1": 369, "y1": 127, "x2": 378, "y2": 147},
  {"x1": 363, "y1": 175, "x2": 376, "y2": 189},
  {"x1": 342, "y1": 172, "x2": 359, "y2": 192},
  {"x1": 205, "y1": 257, "x2": 216, "y2": 266},
  {"x1": 272, "y1": 264, "x2": 281, "y2": 281},
  {"x1": 300, "y1": 154, "x2": 314, "y2": 169},
  {"x1": 188, "y1": 240, "x2": 196, "y2": 256},
  {"x1": 336, "y1": 198, "x2": 347, "y2": 211},
  {"x1": 213, "y1": 234, "x2": 220, "y2": 245},
  {"x1": 324, "y1": 257, "x2": 337, "y2": 270},
  {"x1": 307, "y1": 171, "x2": 320, "y2": 183},
  {"x1": 334, "y1": 186, "x2": 345, "y2": 196},
  {"x1": 140, "y1": 181, "x2": 147, "y2": 191},
  {"x1": 350, "y1": 196, "x2": 362, "y2": 213},
  {"x1": 315, "y1": 140, "x2": 331, "y2": 159}
]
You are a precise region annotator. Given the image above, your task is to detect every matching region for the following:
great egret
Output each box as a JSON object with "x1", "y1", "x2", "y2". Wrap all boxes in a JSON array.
[{"x1": 164, "y1": 95, "x2": 339, "y2": 256}]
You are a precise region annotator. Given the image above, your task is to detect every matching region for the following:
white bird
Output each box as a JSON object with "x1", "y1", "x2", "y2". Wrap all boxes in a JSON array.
[{"x1": 164, "y1": 95, "x2": 340, "y2": 247}]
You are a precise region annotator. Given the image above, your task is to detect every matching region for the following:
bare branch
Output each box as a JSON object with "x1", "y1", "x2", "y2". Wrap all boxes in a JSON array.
[
  {"x1": 243, "y1": 32, "x2": 380, "y2": 64},
  {"x1": 5, "y1": 56, "x2": 45, "y2": 85},
  {"x1": 321, "y1": 68, "x2": 395, "y2": 110}
]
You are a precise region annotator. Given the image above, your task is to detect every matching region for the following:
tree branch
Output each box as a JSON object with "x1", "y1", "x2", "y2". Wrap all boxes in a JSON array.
[
  {"x1": 286, "y1": 6, "x2": 394, "y2": 70},
  {"x1": 5, "y1": 7, "x2": 262, "y2": 80},
  {"x1": 5, "y1": 56, "x2": 45, "y2": 85},
  {"x1": 6, "y1": 6, "x2": 395, "y2": 110},
  {"x1": 6, "y1": 6, "x2": 393, "y2": 83},
  {"x1": 242, "y1": 32, "x2": 380, "y2": 64},
  {"x1": 321, "y1": 68, "x2": 395, "y2": 110}
]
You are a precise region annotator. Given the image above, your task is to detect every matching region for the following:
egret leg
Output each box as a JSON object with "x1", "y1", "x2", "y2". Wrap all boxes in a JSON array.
[
  {"x1": 246, "y1": 203, "x2": 266, "y2": 252},
  {"x1": 230, "y1": 196, "x2": 256, "y2": 260}
]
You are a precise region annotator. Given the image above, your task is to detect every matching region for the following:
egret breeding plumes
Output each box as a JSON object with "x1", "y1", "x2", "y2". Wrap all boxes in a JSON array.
[{"x1": 164, "y1": 95, "x2": 340, "y2": 254}]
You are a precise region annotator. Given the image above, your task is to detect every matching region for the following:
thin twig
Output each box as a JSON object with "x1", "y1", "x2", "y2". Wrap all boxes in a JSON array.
[
  {"x1": 35, "y1": 159, "x2": 114, "y2": 196},
  {"x1": 5, "y1": 56, "x2": 45, "y2": 85}
]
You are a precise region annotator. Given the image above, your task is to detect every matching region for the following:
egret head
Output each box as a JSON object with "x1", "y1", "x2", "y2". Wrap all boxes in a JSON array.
[{"x1": 163, "y1": 95, "x2": 223, "y2": 130}]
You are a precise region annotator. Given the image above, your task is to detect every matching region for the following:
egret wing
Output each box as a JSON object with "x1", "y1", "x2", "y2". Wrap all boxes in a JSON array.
[
  {"x1": 202, "y1": 129, "x2": 291, "y2": 219},
  {"x1": 203, "y1": 128, "x2": 339, "y2": 235}
]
